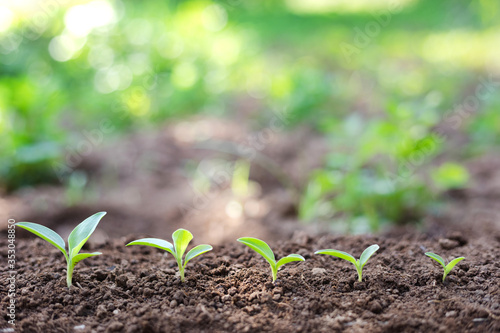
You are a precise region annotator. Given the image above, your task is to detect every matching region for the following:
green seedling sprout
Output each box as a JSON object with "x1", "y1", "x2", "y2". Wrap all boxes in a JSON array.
[
  {"x1": 16, "y1": 211, "x2": 106, "y2": 288},
  {"x1": 127, "y1": 229, "x2": 212, "y2": 282},
  {"x1": 425, "y1": 252, "x2": 465, "y2": 282},
  {"x1": 237, "y1": 237, "x2": 305, "y2": 283},
  {"x1": 315, "y1": 244, "x2": 379, "y2": 282}
]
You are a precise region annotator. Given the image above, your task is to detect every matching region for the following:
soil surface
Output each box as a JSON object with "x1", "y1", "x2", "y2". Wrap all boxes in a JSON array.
[{"x1": 1, "y1": 230, "x2": 499, "y2": 332}]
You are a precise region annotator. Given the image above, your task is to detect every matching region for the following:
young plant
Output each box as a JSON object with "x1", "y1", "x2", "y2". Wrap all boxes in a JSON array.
[
  {"x1": 237, "y1": 237, "x2": 305, "y2": 283},
  {"x1": 127, "y1": 229, "x2": 212, "y2": 282},
  {"x1": 15, "y1": 211, "x2": 106, "y2": 288},
  {"x1": 425, "y1": 252, "x2": 465, "y2": 282},
  {"x1": 315, "y1": 244, "x2": 379, "y2": 282}
]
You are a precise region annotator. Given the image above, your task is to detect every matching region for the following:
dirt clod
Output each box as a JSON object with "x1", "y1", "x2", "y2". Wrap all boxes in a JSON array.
[
  {"x1": 439, "y1": 238, "x2": 460, "y2": 250},
  {"x1": 107, "y1": 322, "x2": 124, "y2": 332},
  {"x1": 311, "y1": 267, "x2": 326, "y2": 275}
]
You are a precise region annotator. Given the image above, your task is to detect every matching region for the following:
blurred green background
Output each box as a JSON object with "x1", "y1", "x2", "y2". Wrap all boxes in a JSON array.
[{"x1": 1, "y1": 0, "x2": 499, "y2": 232}]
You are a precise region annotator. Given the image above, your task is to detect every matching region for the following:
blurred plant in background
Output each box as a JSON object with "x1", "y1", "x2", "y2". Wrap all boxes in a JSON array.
[
  {"x1": 299, "y1": 112, "x2": 470, "y2": 233},
  {"x1": 1, "y1": 0, "x2": 499, "y2": 231}
]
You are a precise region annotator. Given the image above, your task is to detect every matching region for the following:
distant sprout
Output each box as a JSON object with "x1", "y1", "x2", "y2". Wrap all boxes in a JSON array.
[
  {"x1": 232, "y1": 159, "x2": 251, "y2": 197},
  {"x1": 127, "y1": 229, "x2": 212, "y2": 282},
  {"x1": 16, "y1": 212, "x2": 106, "y2": 288},
  {"x1": 65, "y1": 170, "x2": 88, "y2": 206},
  {"x1": 425, "y1": 252, "x2": 465, "y2": 282},
  {"x1": 315, "y1": 244, "x2": 379, "y2": 282},
  {"x1": 237, "y1": 237, "x2": 305, "y2": 283}
]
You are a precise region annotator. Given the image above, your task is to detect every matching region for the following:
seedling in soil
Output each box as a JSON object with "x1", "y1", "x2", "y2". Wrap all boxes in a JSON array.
[
  {"x1": 127, "y1": 229, "x2": 212, "y2": 282},
  {"x1": 425, "y1": 252, "x2": 465, "y2": 282},
  {"x1": 16, "y1": 211, "x2": 106, "y2": 288},
  {"x1": 237, "y1": 237, "x2": 305, "y2": 283},
  {"x1": 315, "y1": 244, "x2": 379, "y2": 282}
]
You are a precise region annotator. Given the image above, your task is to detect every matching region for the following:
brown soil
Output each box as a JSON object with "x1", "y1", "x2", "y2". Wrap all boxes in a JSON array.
[{"x1": 1, "y1": 231, "x2": 499, "y2": 332}]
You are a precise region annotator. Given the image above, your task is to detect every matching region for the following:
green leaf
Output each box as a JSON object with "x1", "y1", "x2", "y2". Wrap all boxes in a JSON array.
[
  {"x1": 72, "y1": 252, "x2": 102, "y2": 265},
  {"x1": 184, "y1": 244, "x2": 213, "y2": 267},
  {"x1": 359, "y1": 244, "x2": 379, "y2": 268},
  {"x1": 172, "y1": 229, "x2": 193, "y2": 259},
  {"x1": 276, "y1": 254, "x2": 305, "y2": 269},
  {"x1": 237, "y1": 237, "x2": 276, "y2": 265},
  {"x1": 445, "y1": 257, "x2": 465, "y2": 275},
  {"x1": 15, "y1": 222, "x2": 67, "y2": 259},
  {"x1": 68, "y1": 212, "x2": 106, "y2": 258},
  {"x1": 315, "y1": 249, "x2": 357, "y2": 266},
  {"x1": 425, "y1": 252, "x2": 446, "y2": 268},
  {"x1": 126, "y1": 238, "x2": 176, "y2": 257}
]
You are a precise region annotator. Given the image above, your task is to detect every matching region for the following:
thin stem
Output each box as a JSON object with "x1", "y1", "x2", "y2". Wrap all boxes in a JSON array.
[
  {"x1": 178, "y1": 258, "x2": 185, "y2": 282},
  {"x1": 271, "y1": 264, "x2": 277, "y2": 283},
  {"x1": 66, "y1": 260, "x2": 73, "y2": 288},
  {"x1": 179, "y1": 267, "x2": 185, "y2": 282},
  {"x1": 357, "y1": 266, "x2": 363, "y2": 282}
]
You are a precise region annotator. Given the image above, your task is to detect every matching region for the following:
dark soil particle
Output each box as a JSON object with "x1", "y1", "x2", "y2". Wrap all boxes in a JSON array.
[{"x1": 1, "y1": 233, "x2": 499, "y2": 333}]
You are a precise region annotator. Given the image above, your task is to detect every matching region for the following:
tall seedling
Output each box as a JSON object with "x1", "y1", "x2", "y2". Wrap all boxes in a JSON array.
[{"x1": 16, "y1": 212, "x2": 106, "y2": 288}]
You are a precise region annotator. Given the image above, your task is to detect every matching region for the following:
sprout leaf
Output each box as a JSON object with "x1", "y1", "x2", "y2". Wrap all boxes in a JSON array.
[
  {"x1": 315, "y1": 244, "x2": 379, "y2": 282},
  {"x1": 360, "y1": 244, "x2": 380, "y2": 268},
  {"x1": 127, "y1": 238, "x2": 176, "y2": 257},
  {"x1": 315, "y1": 249, "x2": 357, "y2": 266},
  {"x1": 16, "y1": 211, "x2": 106, "y2": 288},
  {"x1": 276, "y1": 254, "x2": 305, "y2": 269},
  {"x1": 68, "y1": 211, "x2": 106, "y2": 258},
  {"x1": 172, "y1": 229, "x2": 193, "y2": 259},
  {"x1": 425, "y1": 252, "x2": 446, "y2": 268},
  {"x1": 238, "y1": 237, "x2": 304, "y2": 282},
  {"x1": 16, "y1": 222, "x2": 67, "y2": 260},
  {"x1": 237, "y1": 237, "x2": 275, "y2": 264},
  {"x1": 127, "y1": 228, "x2": 212, "y2": 282},
  {"x1": 426, "y1": 252, "x2": 465, "y2": 282},
  {"x1": 185, "y1": 244, "x2": 213, "y2": 267}
]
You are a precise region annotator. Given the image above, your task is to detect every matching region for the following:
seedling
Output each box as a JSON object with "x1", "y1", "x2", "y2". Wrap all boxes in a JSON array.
[
  {"x1": 127, "y1": 229, "x2": 212, "y2": 282},
  {"x1": 315, "y1": 244, "x2": 379, "y2": 282},
  {"x1": 237, "y1": 237, "x2": 305, "y2": 283},
  {"x1": 16, "y1": 211, "x2": 106, "y2": 288},
  {"x1": 425, "y1": 252, "x2": 465, "y2": 282}
]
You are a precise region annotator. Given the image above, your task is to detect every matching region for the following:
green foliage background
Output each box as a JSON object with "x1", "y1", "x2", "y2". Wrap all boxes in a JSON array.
[{"x1": 1, "y1": 0, "x2": 499, "y2": 231}]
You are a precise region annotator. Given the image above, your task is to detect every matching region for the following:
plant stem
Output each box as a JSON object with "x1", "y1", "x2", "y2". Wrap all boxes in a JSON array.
[
  {"x1": 357, "y1": 267, "x2": 363, "y2": 282},
  {"x1": 180, "y1": 269, "x2": 185, "y2": 282},
  {"x1": 66, "y1": 261, "x2": 73, "y2": 288},
  {"x1": 271, "y1": 265, "x2": 277, "y2": 283},
  {"x1": 176, "y1": 257, "x2": 186, "y2": 282},
  {"x1": 179, "y1": 262, "x2": 185, "y2": 282}
]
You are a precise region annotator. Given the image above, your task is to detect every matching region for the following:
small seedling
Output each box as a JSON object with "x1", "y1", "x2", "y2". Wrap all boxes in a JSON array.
[
  {"x1": 425, "y1": 252, "x2": 465, "y2": 282},
  {"x1": 315, "y1": 244, "x2": 379, "y2": 282},
  {"x1": 237, "y1": 237, "x2": 305, "y2": 283},
  {"x1": 16, "y1": 211, "x2": 106, "y2": 288},
  {"x1": 127, "y1": 229, "x2": 212, "y2": 282}
]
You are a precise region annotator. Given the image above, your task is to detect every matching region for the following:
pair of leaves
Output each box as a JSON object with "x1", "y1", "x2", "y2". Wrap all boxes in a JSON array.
[
  {"x1": 15, "y1": 212, "x2": 106, "y2": 287},
  {"x1": 315, "y1": 244, "x2": 379, "y2": 282},
  {"x1": 425, "y1": 252, "x2": 465, "y2": 281},
  {"x1": 127, "y1": 229, "x2": 212, "y2": 281},
  {"x1": 237, "y1": 237, "x2": 305, "y2": 282}
]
